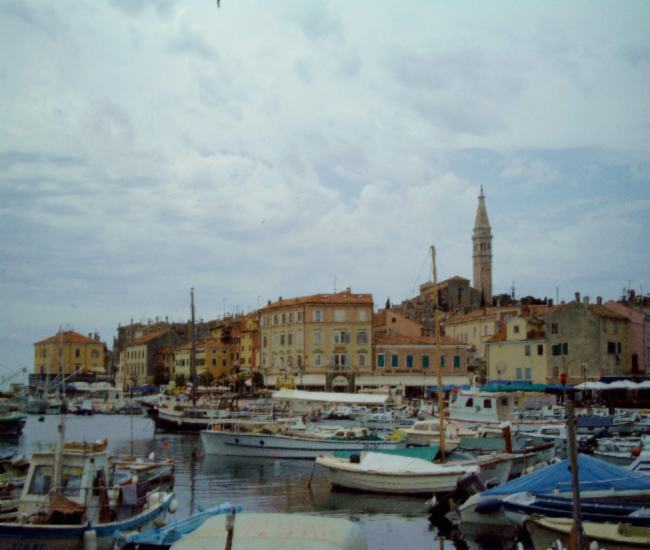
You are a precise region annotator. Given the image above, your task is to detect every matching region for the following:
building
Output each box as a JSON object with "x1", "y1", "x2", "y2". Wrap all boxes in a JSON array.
[
  {"x1": 472, "y1": 186, "x2": 493, "y2": 304},
  {"x1": 545, "y1": 294, "x2": 630, "y2": 384},
  {"x1": 239, "y1": 314, "x2": 259, "y2": 372},
  {"x1": 33, "y1": 330, "x2": 108, "y2": 379},
  {"x1": 368, "y1": 333, "x2": 470, "y2": 397},
  {"x1": 419, "y1": 276, "x2": 482, "y2": 315},
  {"x1": 486, "y1": 312, "x2": 547, "y2": 384},
  {"x1": 259, "y1": 289, "x2": 373, "y2": 391},
  {"x1": 118, "y1": 330, "x2": 182, "y2": 389},
  {"x1": 605, "y1": 299, "x2": 650, "y2": 375},
  {"x1": 374, "y1": 308, "x2": 424, "y2": 339}
]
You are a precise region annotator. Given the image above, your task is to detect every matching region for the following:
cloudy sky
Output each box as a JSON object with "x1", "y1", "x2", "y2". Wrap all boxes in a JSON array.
[{"x1": 0, "y1": 1, "x2": 648, "y2": 378}]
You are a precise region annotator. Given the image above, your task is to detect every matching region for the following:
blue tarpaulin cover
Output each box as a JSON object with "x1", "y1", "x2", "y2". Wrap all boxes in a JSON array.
[{"x1": 483, "y1": 454, "x2": 650, "y2": 496}]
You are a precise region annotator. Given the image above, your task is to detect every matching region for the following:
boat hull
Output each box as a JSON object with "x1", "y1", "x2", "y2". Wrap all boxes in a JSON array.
[
  {"x1": 0, "y1": 492, "x2": 173, "y2": 550},
  {"x1": 200, "y1": 430, "x2": 404, "y2": 459},
  {"x1": 317, "y1": 459, "x2": 470, "y2": 495}
]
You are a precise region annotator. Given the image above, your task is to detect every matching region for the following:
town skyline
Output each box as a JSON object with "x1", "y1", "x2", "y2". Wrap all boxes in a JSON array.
[{"x1": 1, "y1": 2, "x2": 648, "y2": 377}]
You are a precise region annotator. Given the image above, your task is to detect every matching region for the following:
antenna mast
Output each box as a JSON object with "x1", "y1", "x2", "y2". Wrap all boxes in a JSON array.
[
  {"x1": 190, "y1": 288, "x2": 197, "y2": 404},
  {"x1": 431, "y1": 246, "x2": 446, "y2": 462}
]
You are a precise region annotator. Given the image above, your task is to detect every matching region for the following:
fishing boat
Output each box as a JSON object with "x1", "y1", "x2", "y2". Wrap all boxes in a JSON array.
[
  {"x1": 111, "y1": 455, "x2": 175, "y2": 488},
  {"x1": 0, "y1": 422, "x2": 175, "y2": 549},
  {"x1": 525, "y1": 516, "x2": 650, "y2": 550},
  {"x1": 200, "y1": 421, "x2": 404, "y2": 459},
  {"x1": 402, "y1": 419, "x2": 474, "y2": 450},
  {"x1": 154, "y1": 394, "x2": 245, "y2": 432},
  {"x1": 316, "y1": 449, "x2": 479, "y2": 495}
]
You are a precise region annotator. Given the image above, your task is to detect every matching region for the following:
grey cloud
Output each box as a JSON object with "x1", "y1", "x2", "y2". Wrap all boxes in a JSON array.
[
  {"x1": 293, "y1": 1, "x2": 343, "y2": 40},
  {"x1": 0, "y1": 0, "x2": 66, "y2": 36},
  {"x1": 110, "y1": 0, "x2": 179, "y2": 18},
  {"x1": 168, "y1": 29, "x2": 219, "y2": 62},
  {"x1": 0, "y1": 151, "x2": 84, "y2": 173},
  {"x1": 621, "y1": 44, "x2": 650, "y2": 66}
]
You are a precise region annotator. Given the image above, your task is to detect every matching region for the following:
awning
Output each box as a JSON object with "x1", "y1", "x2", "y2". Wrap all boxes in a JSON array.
[{"x1": 272, "y1": 389, "x2": 389, "y2": 404}]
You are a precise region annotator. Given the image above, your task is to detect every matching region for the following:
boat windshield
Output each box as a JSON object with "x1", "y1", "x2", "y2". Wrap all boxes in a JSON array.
[
  {"x1": 28, "y1": 465, "x2": 52, "y2": 495},
  {"x1": 60, "y1": 465, "x2": 83, "y2": 496}
]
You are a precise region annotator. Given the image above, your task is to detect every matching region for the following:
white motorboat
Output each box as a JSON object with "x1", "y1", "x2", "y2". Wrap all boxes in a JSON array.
[
  {"x1": 403, "y1": 419, "x2": 474, "y2": 450},
  {"x1": 200, "y1": 421, "x2": 404, "y2": 459},
  {"x1": 316, "y1": 451, "x2": 479, "y2": 495}
]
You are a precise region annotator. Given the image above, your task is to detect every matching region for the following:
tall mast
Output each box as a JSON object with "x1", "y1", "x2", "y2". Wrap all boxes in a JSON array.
[
  {"x1": 431, "y1": 246, "x2": 446, "y2": 462},
  {"x1": 190, "y1": 288, "x2": 197, "y2": 404}
]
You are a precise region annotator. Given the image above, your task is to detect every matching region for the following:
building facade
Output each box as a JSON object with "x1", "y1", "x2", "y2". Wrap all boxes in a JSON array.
[
  {"x1": 545, "y1": 295, "x2": 630, "y2": 384},
  {"x1": 486, "y1": 314, "x2": 547, "y2": 384},
  {"x1": 605, "y1": 300, "x2": 649, "y2": 375},
  {"x1": 259, "y1": 290, "x2": 373, "y2": 391},
  {"x1": 118, "y1": 330, "x2": 182, "y2": 389},
  {"x1": 33, "y1": 330, "x2": 107, "y2": 378}
]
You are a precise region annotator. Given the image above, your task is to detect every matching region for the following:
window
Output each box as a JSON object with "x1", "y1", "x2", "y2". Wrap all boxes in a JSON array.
[
  {"x1": 525, "y1": 368, "x2": 531, "y2": 380},
  {"x1": 359, "y1": 310, "x2": 367, "y2": 321},
  {"x1": 334, "y1": 331, "x2": 350, "y2": 344},
  {"x1": 453, "y1": 355, "x2": 461, "y2": 368},
  {"x1": 551, "y1": 322, "x2": 559, "y2": 334},
  {"x1": 406, "y1": 355, "x2": 413, "y2": 368},
  {"x1": 314, "y1": 353, "x2": 322, "y2": 367},
  {"x1": 75, "y1": 348, "x2": 80, "y2": 357},
  {"x1": 287, "y1": 333, "x2": 292, "y2": 346},
  {"x1": 289, "y1": 312, "x2": 293, "y2": 323},
  {"x1": 465, "y1": 398, "x2": 474, "y2": 407},
  {"x1": 516, "y1": 368, "x2": 522, "y2": 379},
  {"x1": 313, "y1": 331, "x2": 322, "y2": 345},
  {"x1": 483, "y1": 399, "x2": 492, "y2": 409},
  {"x1": 28, "y1": 465, "x2": 52, "y2": 495},
  {"x1": 525, "y1": 345, "x2": 531, "y2": 356},
  {"x1": 440, "y1": 355, "x2": 446, "y2": 368},
  {"x1": 356, "y1": 330, "x2": 368, "y2": 345},
  {"x1": 562, "y1": 343, "x2": 568, "y2": 355},
  {"x1": 514, "y1": 325, "x2": 520, "y2": 334},
  {"x1": 313, "y1": 310, "x2": 322, "y2": 322},
  {"x1": 358, "y1": 353, "x2": 366, "y2": 367},
  {"x1": 537, "y1": 345, "x2": 544, "y2": 355},
  {"x1": 552, "y1": 344, "x2": 562, "y2": 356},
  {"x1": 333, "y1": 354, "x2": 347, "y2": 368},
  {"x1": 422, "y1": 355, "x2": 430, "y2": 369},
  {"x1": 607, "y1": 341, "x2": 616, "y2": 354},
  {"x1": 273, "y1": 314, "x2": 278, "y2": 325},
  {"x1": 391, "y1": 354, "x2": 399, "y2": 368},
  {"x1": 297, "y1": 311, "x2": 303, "y2": 322},
  {"x1": 281, "y1": 313, "x2": 286, "y2": 324},
  {"x1": 334, "y1": 310, "x2": 346, "y2": 322},
  {"x1": 280, "y1": 334, "x2": 285, "y2": 346},
  {"x1": 377, "y1": 353, "x2": 385, "y2": 368}
]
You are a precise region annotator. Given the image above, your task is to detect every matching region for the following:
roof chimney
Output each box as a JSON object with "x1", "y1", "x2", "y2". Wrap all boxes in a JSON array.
[
  {"x1": 267, "y1": 300, "x2": 271, "y2": 306},
  {"x1": 597, "y1": 296, "x2": 603, "y2": 306},
  {"x1": 574, "y1": 292, "x2": 581, "y2": 303}
]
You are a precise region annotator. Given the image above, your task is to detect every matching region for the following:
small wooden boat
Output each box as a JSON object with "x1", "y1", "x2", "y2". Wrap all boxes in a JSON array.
[{"x1": 525, "y1": 516, "x2": 650, "y2": 550}]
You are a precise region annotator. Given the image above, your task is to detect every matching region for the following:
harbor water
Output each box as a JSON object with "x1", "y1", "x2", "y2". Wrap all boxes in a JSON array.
[{"x1": 0, "y1": 414, "x2": 474, "y2": 549}]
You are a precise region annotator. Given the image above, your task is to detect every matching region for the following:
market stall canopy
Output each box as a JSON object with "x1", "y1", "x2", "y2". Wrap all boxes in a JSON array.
[
  {"x1": 272, "y1": 389, "x2": 389, "y2": 405},
  {"x1": 574, "y1": 381, "x2": 610, "y2": 391}
]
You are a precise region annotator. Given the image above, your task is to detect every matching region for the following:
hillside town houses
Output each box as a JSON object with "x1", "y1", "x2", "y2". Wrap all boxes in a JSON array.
[{"x1": 32, "y1": 191, "x2": 650, "y2": 393}]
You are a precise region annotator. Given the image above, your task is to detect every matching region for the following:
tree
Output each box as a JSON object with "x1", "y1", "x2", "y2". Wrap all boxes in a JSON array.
[{"x1": 251, "y1": 371, "x2": 264, "y2": 391}]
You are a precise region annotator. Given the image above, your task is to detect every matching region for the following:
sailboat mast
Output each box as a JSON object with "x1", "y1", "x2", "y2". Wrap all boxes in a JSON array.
[
  {"x1": 431, "y1": 246, "x2": 446, "y2": 462},
  {"x1": 190, "y1": 288, "x2": 197, "y2": 404}
]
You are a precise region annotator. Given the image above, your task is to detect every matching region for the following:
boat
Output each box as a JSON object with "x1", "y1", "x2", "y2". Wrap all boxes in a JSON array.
[
  {"x1": 503, "y1": 492, "x2": 650, "y2": 528},
  {"x1": 436, "y1": 388, "x2": 564, "y2": 431},
  {"x1": 457, "y1": 454, "x2": 650, "y2": 542},
  {"x1": 316, "y1": 449, "x2": 480, "y2": 495},
  {"x1": 168, "y1": 512, "x2": 367, "y2": 550},
  {"x1": 154, "y1": 394, "x2": 246, "y2": 432},
  {"x1": 525, "y1": 516, "x2": 650, "y2": 550},
  {"x1": 114, "y1": 502, "x2": 236, "y2": 548},
  {"x1": 200, "y1": 421, "x2": 405, "y2": 459},
  {"x1": 403, "y1": 419, "x2": 474, "y2": 450},
  {"x1": 0, "y1": 425, "x2": 176, "y2": 549},
  {"x1": 112, "y1": 455, "x2": 175, "y2": 489},
  {"x1": 577, "y1": 414, "x2": 635, "y2": 436}
]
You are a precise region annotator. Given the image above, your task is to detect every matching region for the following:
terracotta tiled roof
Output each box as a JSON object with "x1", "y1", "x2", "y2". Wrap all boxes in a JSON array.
[
  {"x1": 446, "y1": 304, "x2": 556, "y2": 325},
  {"x1": 35, "y1": 331, "x2": 101, "y2": 345},
  {"x1": 261, "y1": 291, "x2": 373, "y2": 311},
  {"x1": 588, "y1": 304, "x2": 628, "y2": 320},
  {"x1": 374, "y1": 333, "x2": 464, "y2": 346},
  {"x1": 487, "y1": 325, "x2": 507, "y2": 342}
]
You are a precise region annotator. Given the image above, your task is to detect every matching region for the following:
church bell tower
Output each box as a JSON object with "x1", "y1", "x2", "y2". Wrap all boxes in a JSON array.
[{"x1": 472, "y1": 186, "x2": 493, "y2": 304}]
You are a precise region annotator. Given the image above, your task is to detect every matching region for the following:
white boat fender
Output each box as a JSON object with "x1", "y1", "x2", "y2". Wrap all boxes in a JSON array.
[
  {"x1": 83, "y1": 528, "x2": 97, "y2": 550},
  {"x1": 169, "y1": 497, "x2": 178, "y2": 513},
  {"x1": 147, "y1": 492, "x2": 161, "y2": 507},
  {"x1": 474, "y1": 498, "x2": 503, "y2": 514}
]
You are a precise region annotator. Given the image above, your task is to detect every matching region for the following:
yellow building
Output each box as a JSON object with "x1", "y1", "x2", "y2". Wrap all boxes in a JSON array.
[
  {"x1": 486, "y1": 314, "x2": 547, "y2": 384},
  {"x1": 239, "y1": 315, "x2": 259, "y2": 372},
  {"x1": 259, "y1": 289, "x2": 373, "y2": 391},
  {"x1": 34, "y1": 330, "x2": 107, "y2": 377}
]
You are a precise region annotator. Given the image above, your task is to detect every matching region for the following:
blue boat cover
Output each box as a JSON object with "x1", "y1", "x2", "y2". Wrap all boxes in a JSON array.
[
  {"x1": 483, "y1": 454, "x2": 650, "y2": 495},
  {"x1": 577, "y1": 415, "x2": 614, "y2": 427}
]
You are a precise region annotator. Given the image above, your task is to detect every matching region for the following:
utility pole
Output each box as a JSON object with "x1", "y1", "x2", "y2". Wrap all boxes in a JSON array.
[
  {"x1": 432, "y1": 246, "x2": 445, "y2": 462},
  {"x1": 190, "y1": 288, "x2": 197, "y2": 405}
]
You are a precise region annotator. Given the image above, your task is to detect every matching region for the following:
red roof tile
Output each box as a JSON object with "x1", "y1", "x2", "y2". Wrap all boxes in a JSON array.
[
  {"x1": 261, "y1": 291, "x2": 373, "y2": 311},
  {"x1": 35, "y1": 331, "x2": 102, "y2": 345}
]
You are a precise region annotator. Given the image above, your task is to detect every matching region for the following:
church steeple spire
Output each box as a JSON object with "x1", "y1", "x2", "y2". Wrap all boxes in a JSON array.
[{"x1": 472, "y1": 187, "x2": 493, "y2": 304}]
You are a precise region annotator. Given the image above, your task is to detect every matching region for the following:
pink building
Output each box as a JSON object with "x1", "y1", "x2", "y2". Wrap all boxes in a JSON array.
[{"x1": 605, "y1": 300, "x2": 649, "y2": 375}]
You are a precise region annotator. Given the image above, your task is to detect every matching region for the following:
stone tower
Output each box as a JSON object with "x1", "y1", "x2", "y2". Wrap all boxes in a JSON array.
[{"x1": 472, "y1": 186, "x2": 493, "y2": 304}]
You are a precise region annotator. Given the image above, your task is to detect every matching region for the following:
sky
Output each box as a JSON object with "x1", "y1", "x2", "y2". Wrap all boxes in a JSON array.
[{"x1": 0, "y1": 1, "x2": 648, "y2": 380}]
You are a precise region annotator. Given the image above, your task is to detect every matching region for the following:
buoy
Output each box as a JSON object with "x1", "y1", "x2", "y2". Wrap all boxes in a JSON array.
[
  {"x1": 630, "y1": 447, "x2": 642, "y2": 457},
  {"x1": 169, "y1": 498, "x2": 178, "y2": 513},
  {"x1": 83, "y1": 528, "x2": 97, "y2": 550}
]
